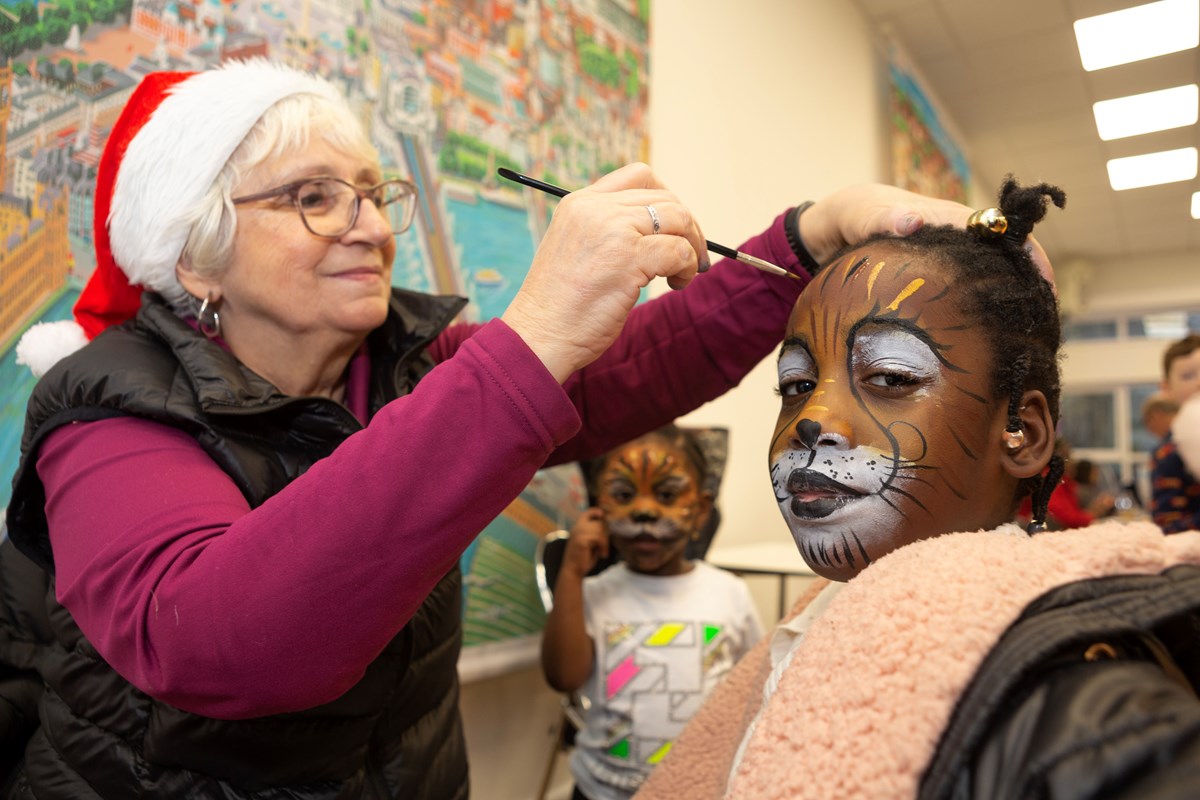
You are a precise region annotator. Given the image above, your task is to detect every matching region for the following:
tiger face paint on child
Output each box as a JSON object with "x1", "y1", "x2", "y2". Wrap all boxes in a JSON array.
[
  {"x1": 595, "y1": 434, "x2": 711, "y2": 576},
  {"x1": 769, "y1": 244, "x2": 1018, "y2": 581}
]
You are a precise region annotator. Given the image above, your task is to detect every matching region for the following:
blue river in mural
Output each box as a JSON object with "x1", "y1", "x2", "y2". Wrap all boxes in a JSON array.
[
  {"x1": 447, "y1": 196, "x2": 538, "y2": 322},
  {"x1": 1, "y1": 290, "x2": 79, "y2": 510},
  {"x1": 0, "y1": 198, "x2": 538, "y2": 510}
]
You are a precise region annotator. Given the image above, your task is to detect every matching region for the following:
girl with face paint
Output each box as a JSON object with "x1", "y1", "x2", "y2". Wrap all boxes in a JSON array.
[
  {"x1": 541, "y1": 426, "x2": 763, "y2": 800},
  {"x1": 635, "y1": 181, "x2": 1200, "y2": 800}
]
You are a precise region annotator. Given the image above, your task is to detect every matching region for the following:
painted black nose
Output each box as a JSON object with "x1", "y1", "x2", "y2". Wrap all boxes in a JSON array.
[
  {"x1": 796, "y1": 418, "x2": 822, "y2": 449},
  {"x1": 631, "y1": 509, "x2": 660, "y2": 523}
]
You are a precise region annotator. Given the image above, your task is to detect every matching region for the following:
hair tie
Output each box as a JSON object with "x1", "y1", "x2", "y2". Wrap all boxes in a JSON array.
[{"x1": 967, "y1": 207, "x2": 1008, "y2": 237}]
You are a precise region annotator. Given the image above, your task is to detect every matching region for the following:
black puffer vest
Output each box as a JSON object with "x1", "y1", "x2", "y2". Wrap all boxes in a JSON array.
[{"x1": 3, "y1": 289, "x2": 470, "y2": 799}]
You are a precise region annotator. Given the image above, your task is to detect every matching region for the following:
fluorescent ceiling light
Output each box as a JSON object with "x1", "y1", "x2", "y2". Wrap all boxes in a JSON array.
[
  {"x1": 1074, "y1": 0, "x2": 1199, "y2": 71},
  {"x1": 1193, "y1": 191, "x2": 1200, "y2": 218},
  {"x1": 1106, "y1": 147, "x2": 1197, "y2": 190},
  {"x1": 1094, "y1": 85, "x2": 1198, "y2": 140}
]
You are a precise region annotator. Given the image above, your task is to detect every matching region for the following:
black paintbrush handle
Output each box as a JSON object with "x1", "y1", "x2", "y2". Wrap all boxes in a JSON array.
[
  {"x1": 498, "y1": 168, "x2": 734, "y2": 259},
  {"x1": 498, "y1": 168, "x2": 569, "y2": 198}
]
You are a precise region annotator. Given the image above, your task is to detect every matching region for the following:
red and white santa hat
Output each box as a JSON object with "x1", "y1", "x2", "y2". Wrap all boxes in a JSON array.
[{"x1": 16, "y1": 59, "x2": 345, "y2": 377}]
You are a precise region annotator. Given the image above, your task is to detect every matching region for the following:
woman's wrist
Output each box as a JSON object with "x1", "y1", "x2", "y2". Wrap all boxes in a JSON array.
[{"x1": 784, "y1": 201, "x2": 824, "y2": 276}]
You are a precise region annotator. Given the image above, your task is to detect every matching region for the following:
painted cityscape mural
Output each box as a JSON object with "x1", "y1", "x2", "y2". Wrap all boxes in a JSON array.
[
  {"x1": 887, "y1": 41, "x2": 970, "y2": 204},
  {"x1": 0, "y1": 0, "x2": 648, "y2": 676}
]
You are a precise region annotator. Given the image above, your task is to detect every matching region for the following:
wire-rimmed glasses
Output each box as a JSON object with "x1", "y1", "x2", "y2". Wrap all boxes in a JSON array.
[{"x1": 232, "y1": 176, "x2": 419, "y2": 239}]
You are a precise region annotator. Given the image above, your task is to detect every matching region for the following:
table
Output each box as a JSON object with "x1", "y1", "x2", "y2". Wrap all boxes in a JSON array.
[{"x1": 707, "y1": 540, "x2": 817, "y2": 620}]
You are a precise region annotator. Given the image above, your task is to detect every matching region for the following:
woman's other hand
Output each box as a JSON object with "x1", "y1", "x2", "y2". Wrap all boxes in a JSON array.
[
  {"x1": 799, "y1": 184, "x2": 1056, "y2": 288},
  {"x1": 501, "y1": 163, "x2": 708, "y2": 382}
]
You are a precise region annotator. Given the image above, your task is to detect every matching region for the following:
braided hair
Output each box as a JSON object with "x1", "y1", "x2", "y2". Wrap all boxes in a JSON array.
[{"x1": 842, "y1": 177, "x2": 1066, "y2": 531}]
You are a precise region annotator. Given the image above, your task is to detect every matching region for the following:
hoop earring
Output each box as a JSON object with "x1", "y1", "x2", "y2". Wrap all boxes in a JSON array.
[
  {"x1": 197, "y1": 292, "x2": 222, "y2": 340},
  {"x1": 1003, "y1": 427, "x2": 1025, "y2": 450},
  {"x1": 1004, "y1": 402, "x2": 1030, "y2": 450}
]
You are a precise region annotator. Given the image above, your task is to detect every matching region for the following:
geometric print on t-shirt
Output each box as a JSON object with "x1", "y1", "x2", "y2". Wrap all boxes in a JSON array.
[{"x1": 601, "y1": 620, "x2": 733, "y2": 767}]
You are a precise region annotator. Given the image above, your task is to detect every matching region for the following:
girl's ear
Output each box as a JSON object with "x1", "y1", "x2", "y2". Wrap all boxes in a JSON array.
[{"x1": 1001, "y1": 390, "x2": 1055, "y2": 479}]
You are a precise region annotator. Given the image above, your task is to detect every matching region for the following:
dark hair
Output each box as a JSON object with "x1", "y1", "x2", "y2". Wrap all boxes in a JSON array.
[
  {"x1": 827, "y1": 177, "x2": 1066, "y2": 531},
  {"x1": 583, "y1": 424, "x2": 709, "y2": 500},
  {"x1": 1162, "y1": 334, "x2": 1200, "y2": 380}
]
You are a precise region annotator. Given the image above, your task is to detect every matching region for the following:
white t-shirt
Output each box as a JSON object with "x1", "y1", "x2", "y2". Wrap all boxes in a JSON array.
[{"x1": 570, "y1": 561, "x2": 764, "y2": 800}]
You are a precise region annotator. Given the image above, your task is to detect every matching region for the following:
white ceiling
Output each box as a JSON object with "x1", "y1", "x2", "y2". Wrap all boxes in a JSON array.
[{"x1": 855, "y1": 0, "x2": 1200, "y2": 266}]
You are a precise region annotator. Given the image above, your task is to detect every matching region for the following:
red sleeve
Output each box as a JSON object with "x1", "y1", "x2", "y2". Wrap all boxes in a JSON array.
[{"x1": 1046, "y1": 480, "x2": 1094, "y2": 530}]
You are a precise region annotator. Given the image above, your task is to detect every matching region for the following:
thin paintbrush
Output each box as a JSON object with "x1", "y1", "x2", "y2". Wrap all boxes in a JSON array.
[{"x1": 497, "y1": 168, "x2": 801, "y2": 280}]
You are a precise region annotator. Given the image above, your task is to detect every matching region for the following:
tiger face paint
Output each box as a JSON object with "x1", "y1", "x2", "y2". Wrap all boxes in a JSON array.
[
  {"x1": 596, "y1": 435, "x2": 711, "y2": 576},
  {"x1": 769, "y1": 244, "x2": 1015, "y2": 581}
]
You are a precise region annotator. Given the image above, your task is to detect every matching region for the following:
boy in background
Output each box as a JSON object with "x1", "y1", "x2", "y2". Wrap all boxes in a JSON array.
[{"x1": 1150, "y1": 333, "x2": 1200, "y2": 533}]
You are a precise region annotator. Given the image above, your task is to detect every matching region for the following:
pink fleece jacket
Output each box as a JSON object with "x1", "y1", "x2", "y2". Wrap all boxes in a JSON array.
[{"x1": 636, "y1": 521, "x2": 1200, "y2": 800}]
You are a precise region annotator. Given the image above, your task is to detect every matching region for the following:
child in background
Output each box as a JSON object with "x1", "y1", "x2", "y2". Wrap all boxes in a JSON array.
[
  {"x1": 1017, "y1": 438, "x2": 1114, "y2": 529},
  {"x1": 1142, "y1": 391, "x2": 1179, "y2": 442},
  {"x1": 1150, "y1": 334, "x2": 1200, "y2": 533},
  {"x1": 636, "y1": 179, "x2": 1200, "y2": 800},
  {"x1": 542, "y1": 425, "x2": 763, "y2": 800}
]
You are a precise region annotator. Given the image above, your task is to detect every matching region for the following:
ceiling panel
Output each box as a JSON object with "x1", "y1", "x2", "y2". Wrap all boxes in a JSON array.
[
  {"x1": 938, "y1": 0, "x2": 1072, "y2": 42},
  {"x1": 957, "y1": 29, "x2": 1083, "y2": 87},
  {"x1": 875, "y1": 5, "x2": 959, "y2": 60},
  {"x1": 855, "y1": 0, "x2": 1200, "y2": 268},
  {"x1": 1085, "y1": 48, "x2": 1199, "y2": 100}
]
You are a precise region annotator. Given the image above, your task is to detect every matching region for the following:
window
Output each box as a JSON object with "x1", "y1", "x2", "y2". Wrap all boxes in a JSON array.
[
  {"x1": 1127, "y1": 310, "x2": 1200, "y2": 339},
  {"x1": 1063, "y1": 319, "x2": 1119, "y2": 340},
  {"x1": 1129, "y1": 382, "x2": 1165, "y2": 452},
  {"x1": 1060, "y1": 382, "x2": 1168, "y2": 515},
  {"x1": 1059, "y1": 393, "x2": 1116, "y2": 449},
  {"x1": 1064, "y1": 306, "x2": 1200, "y2": 343}
]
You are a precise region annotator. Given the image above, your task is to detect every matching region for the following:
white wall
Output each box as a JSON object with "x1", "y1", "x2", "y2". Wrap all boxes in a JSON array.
[
  {"x1": 460, "y1": 2, "x2": 889, "y2": 798},
  {"x1": 652, "y1": 0, "x2": 888, "y2": 549}
]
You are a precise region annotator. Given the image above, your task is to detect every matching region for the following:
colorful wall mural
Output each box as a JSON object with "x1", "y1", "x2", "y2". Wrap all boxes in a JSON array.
[
  {"x1": 887, "y1": 41, "x2": 970, "y2": 204},
  {"x1": 0, "y1": 0, "x2": 650, "y2": 678}
]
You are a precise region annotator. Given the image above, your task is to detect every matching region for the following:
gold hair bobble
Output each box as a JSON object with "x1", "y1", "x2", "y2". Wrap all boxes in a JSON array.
[
  {"x1": 967, "y1": 207, "x2": 1008, "y2": 238},
  {"x1": 1002, "y1": 428, "x2": 1025, "y2": 450}
]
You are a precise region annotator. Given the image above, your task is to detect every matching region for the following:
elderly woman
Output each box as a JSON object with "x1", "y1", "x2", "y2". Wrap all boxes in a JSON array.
[{"x1": 2, "y1": 60, "x2": 983, "y2": 799}]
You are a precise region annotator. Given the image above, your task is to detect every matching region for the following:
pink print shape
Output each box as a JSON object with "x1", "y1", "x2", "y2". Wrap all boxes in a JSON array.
[{"x1": 607, "y1": 656, "x2": 640, "y2": 699}]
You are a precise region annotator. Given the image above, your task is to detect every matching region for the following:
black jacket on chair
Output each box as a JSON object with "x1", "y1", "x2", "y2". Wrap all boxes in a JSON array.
[{"x1": 2, "y1": 289, "x2": 470, "y2": 799}]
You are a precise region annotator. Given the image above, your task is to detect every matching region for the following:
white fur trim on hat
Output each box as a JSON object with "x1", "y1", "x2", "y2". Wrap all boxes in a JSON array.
[
  {"x1": 15, "y1": 320, "x2": 90, "y2": 378},
  {"x1": 108, "y1": 59, "x2": 345, "y2": 303}
]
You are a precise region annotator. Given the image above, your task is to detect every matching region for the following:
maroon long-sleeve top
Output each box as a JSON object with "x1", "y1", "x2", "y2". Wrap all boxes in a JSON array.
[{"x1": 35, "y1": 215, "x2": 805, "y2": 719}]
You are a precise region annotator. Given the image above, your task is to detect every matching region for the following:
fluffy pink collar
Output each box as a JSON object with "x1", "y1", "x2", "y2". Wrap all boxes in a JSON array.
[{"x1": 726, "y1": 521, "x2": 1200, "y2": 799}]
